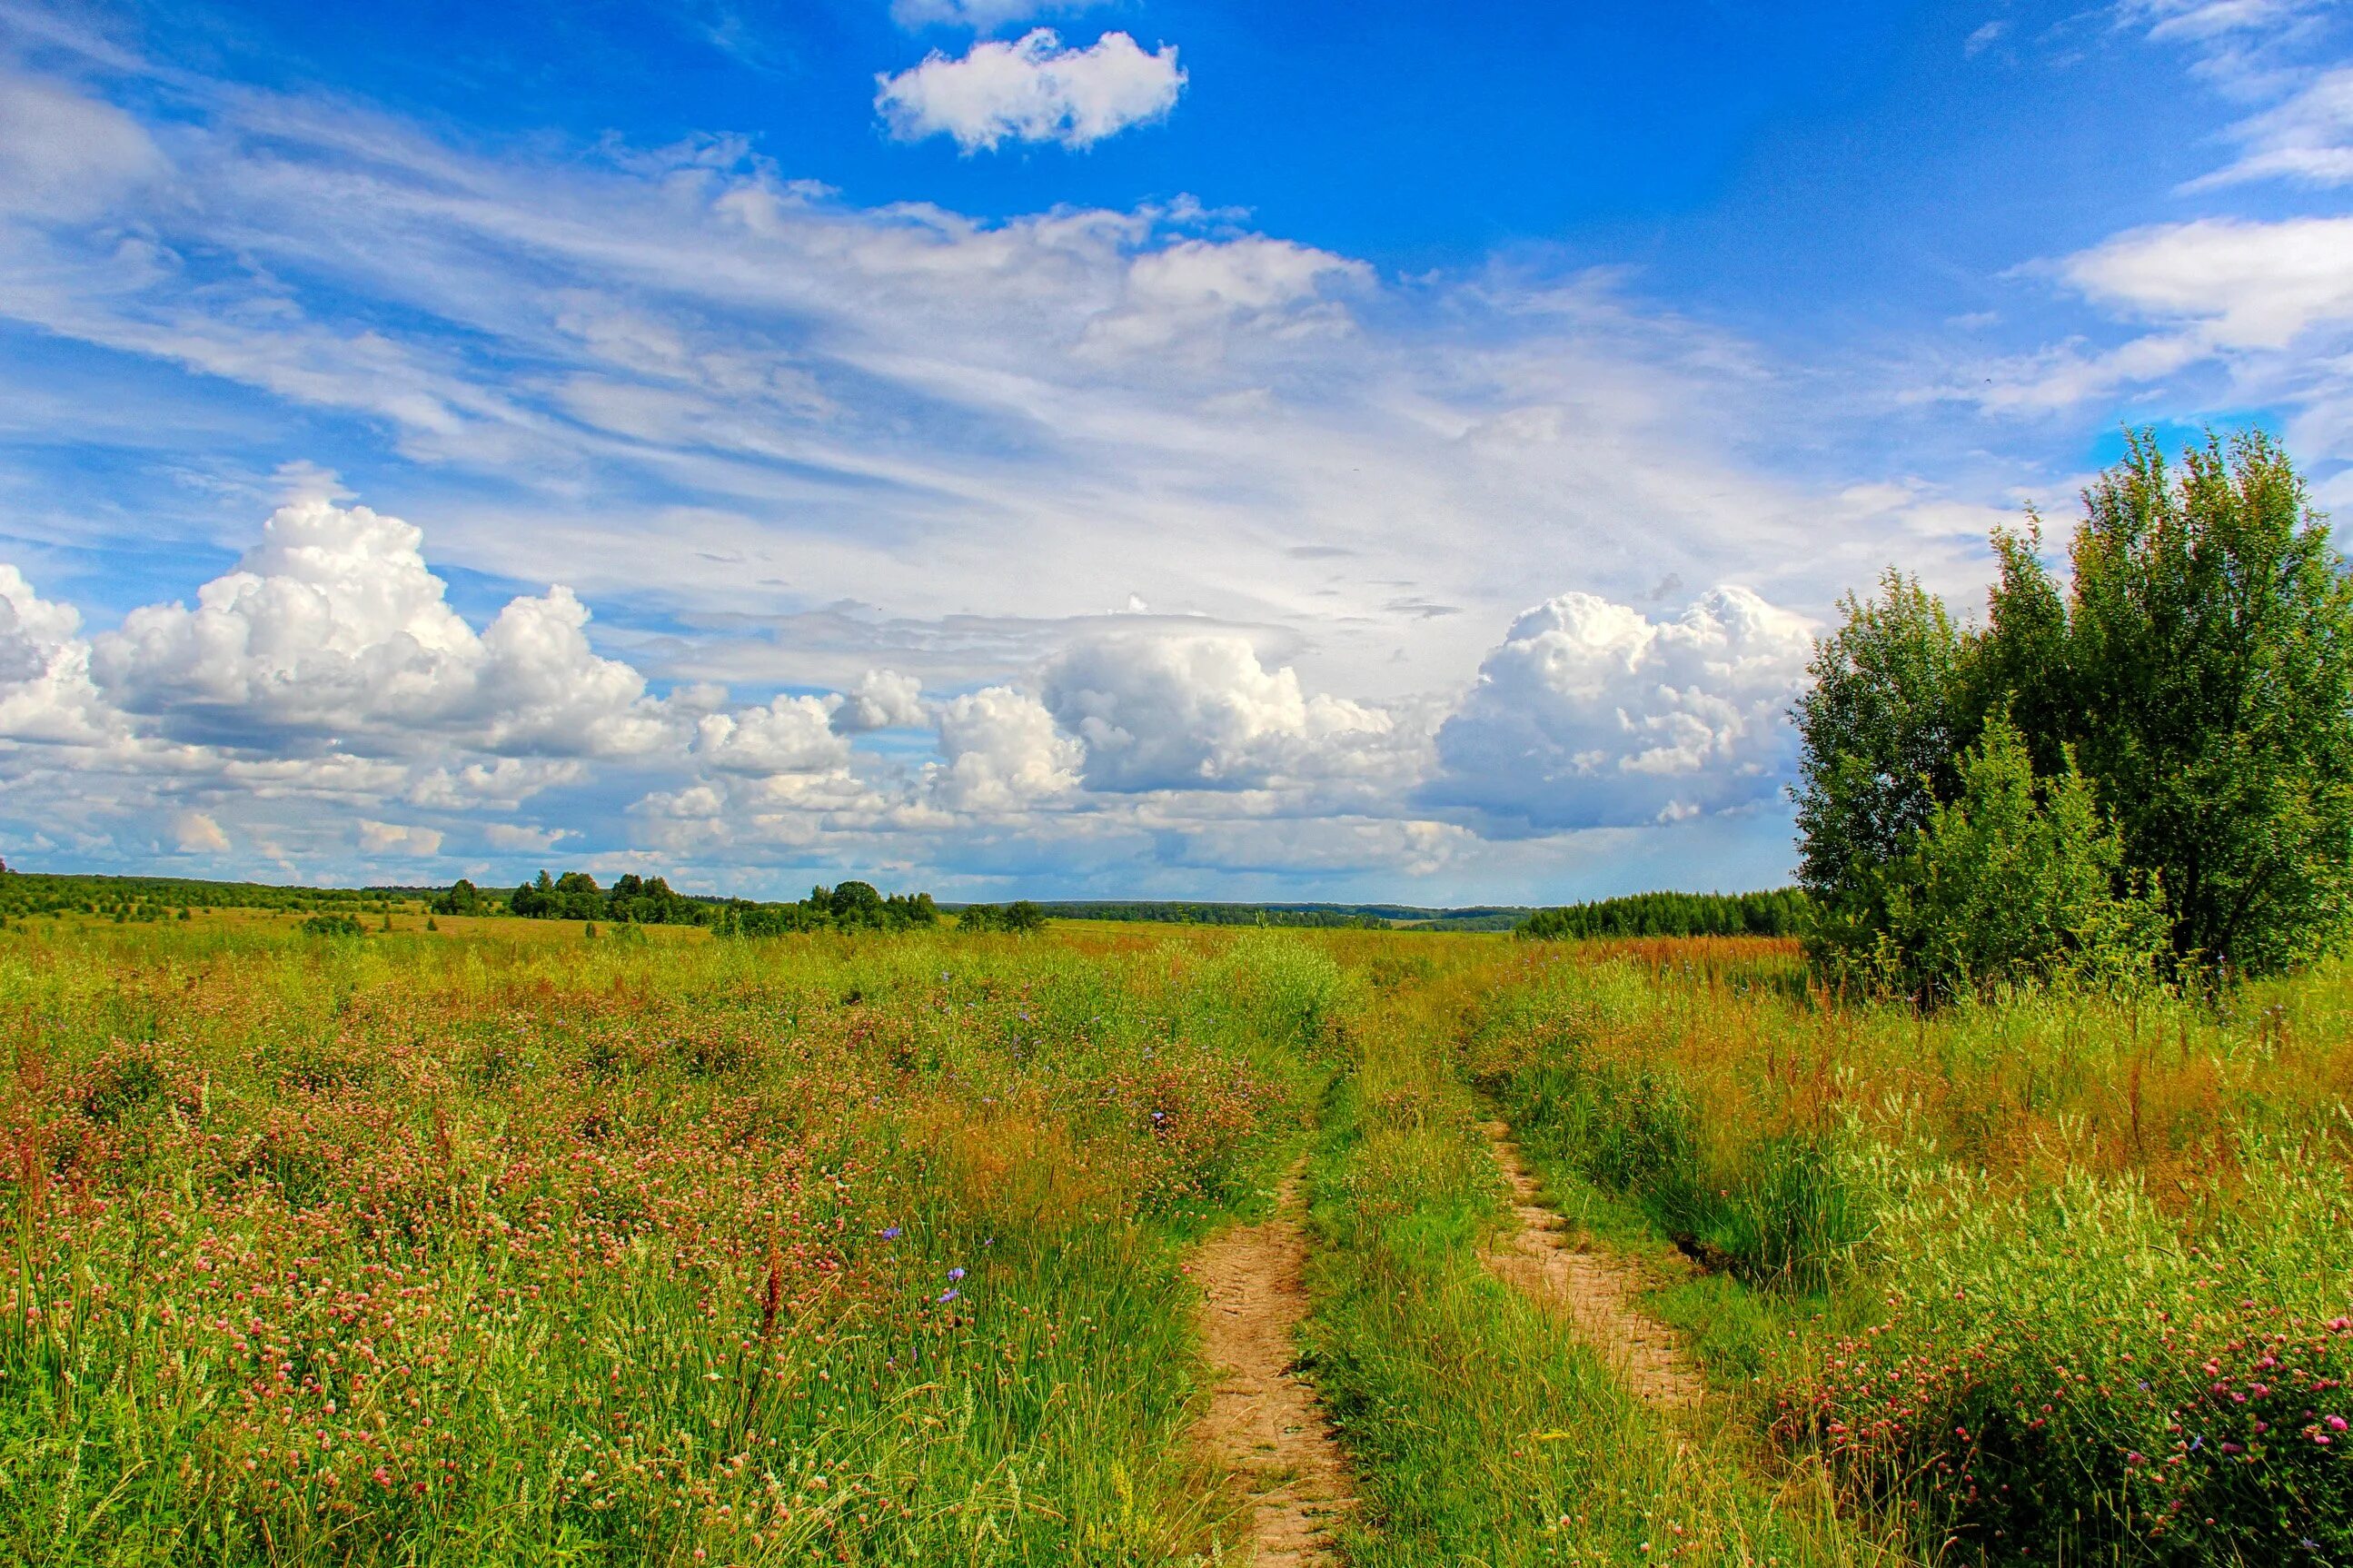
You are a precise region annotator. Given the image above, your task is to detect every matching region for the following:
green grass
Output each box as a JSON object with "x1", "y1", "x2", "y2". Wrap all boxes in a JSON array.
[
  {"x1": 12, "y1": 915, "x2": 2348, "y2": 1565},
  {"x1": 1467, "y1": 938, "x2": 2353, "y2": 1563},
  {"x1": 1296, "y1": 967, "x2": 1886, "y2": 1566},
  {"x1": 0, "y1": 919, "x2": 1342, "y2": 1564}
]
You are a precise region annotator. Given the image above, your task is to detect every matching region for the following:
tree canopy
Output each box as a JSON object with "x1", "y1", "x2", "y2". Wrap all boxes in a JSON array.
[
  {"x1": 1794, "y1": 429, "x2": 2353, "y2": 989},
  {"x1": 1515, "y1": 888, "x2": 1808, "y2": 940}
]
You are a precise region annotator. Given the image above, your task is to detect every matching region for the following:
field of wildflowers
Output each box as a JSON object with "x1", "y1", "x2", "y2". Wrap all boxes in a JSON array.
[
  {"x1": 1466, "y1": 938, "x2": 2353, "y2": 1563},
  {"x1": 0, "y1": 915, "x2": 1345, "y2": 1564},
  {"x1": 11, "y1": 908, "x2": 2345, "y2": 1565}
]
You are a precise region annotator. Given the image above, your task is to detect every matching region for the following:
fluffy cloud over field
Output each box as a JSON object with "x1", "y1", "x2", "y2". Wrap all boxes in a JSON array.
[
  {"x1": 0, "y1": 566, "x2": 115, "y2": 746},
  {"x1": 1425, "y1": 589, "x2": 1815, "y2": 831},
  {"x1": 1040, "y1": 633, "x2": 1404, "y2": 793},
  {"x1": 0, "y1": 487, "x2": 1817, "y2": 895},
  {"x1": 930, "y1": 687, "x2": 1083, "y2": 810},
  {"x1": 91, "y1": 499, "x2": 671, "y2": 759}
]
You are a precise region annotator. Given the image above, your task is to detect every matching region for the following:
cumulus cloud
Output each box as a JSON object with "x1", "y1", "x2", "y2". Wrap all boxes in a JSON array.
[
  {"x1": 483, "y1": 822, "x2": 571, "y2": 851},
  {"x1": 830, "y1": 668, "x2": 928, "y2": 731},
  {"x1": 358, "y1": 819, "x2": 444, "y2": 856},
  {"x1": 1426, "y1": 587, "x2": 1815, "y2": 831},
  {"x1": 1041, "y1": 633, "x2": 1400, "y2": 793},
  {"x1": 174, "y1": 810, "x2": 230, "y2": 854},
  {"x1": 0, "y1": 491, "x2": 939, "y2": 883},
  {"x1": 91, "y1": 497, "x2": 674, "y2": 759},
  {"x1": 930, "y1": 686, "x2": 1083, "y2": 809},
  {"x1": 0, "y1": 565, "x2": 117, "y2": 746},
  {"x1": 693, "y1": 694, "x2": 852, "y2": 776},
  {"x1": 876, "y1": 30, "x2": 1185, "y2": 151}
]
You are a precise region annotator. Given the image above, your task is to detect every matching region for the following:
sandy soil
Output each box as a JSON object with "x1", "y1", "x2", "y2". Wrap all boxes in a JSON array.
[
  {"x1": 1190, "y1": 1168, "x2": 1355, "y2": 1566},
  {"x1": 1478, "y1": 1121, "x2": 1706, "y2": 1414}
]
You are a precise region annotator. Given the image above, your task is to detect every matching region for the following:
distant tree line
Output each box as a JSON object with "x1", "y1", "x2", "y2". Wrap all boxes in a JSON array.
[
  {"x1": 956, "y1": 901, "x2": 1047, "y2": 933},
  {"x1": 1030, "y1": 902, "x2": 1386, "y2": 928},
  {"x1": 502, "y1": 870, "x2": 711, "y2": 925},
  {"x1": 462, "y1": 869, "x2": 944, "y2": 936},
  {"x1": 1515, "y1": 889, "x2": 1809, "y2": 941},
  {"x1": 1795, "y1": 429, "x2": 2353, "y2": 998},
  {"x1": 0, "y1": 868, "x2": 388, "y2": 922},
  {"x1": 711, "y1": 881, "x2": 941, "y2": 936}
]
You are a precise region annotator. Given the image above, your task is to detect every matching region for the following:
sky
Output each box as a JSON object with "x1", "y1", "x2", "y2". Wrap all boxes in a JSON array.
[{"x1": 1, "y1": 0, "x2": 2350, "y2": 904}]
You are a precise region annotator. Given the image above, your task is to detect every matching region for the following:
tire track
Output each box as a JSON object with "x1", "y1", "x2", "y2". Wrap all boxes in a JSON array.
[
  {"x1": 1191, "y1": 1166, "x2": 1354, "y2": 1565},
  {"x1": 1478, "y1": 1121, "x2": 1706, "y2": 1414}
]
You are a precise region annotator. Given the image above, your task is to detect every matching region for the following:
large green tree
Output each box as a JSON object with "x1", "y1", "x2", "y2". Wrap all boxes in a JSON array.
[
  {"x1": 1790, "y1": 571, "x2": 1970, "y2": 907},
  {"x1": 1795, "y1": 429, "x2": 2353, "y2": 982},
  {"x1": 1812, "y1": 715, "x2": 2166, "y2": 1000},
  {"x1": 1986, "y1": 431, "x2": 2353, "y2": 974}
]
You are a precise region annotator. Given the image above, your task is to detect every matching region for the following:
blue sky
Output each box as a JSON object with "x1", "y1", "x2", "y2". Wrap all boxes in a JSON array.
[{"x1": 0, "y1": 0, "x2": 2349, "y2": 902}]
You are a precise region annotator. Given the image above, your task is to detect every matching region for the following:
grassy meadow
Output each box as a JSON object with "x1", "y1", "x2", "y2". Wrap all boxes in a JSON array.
[
  {"x1": 2, "y1": 910, "x2": 2348, "y2": 1563},
  {"x1": 1469, "y1": 938, "x2": 2353, "y2": 1563}
]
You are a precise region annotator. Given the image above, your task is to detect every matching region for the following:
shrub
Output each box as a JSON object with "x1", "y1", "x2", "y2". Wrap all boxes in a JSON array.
[
  {"x1": 297, "y1": 913, "x2": 365, "y2": 938},
  {"x1": 958, "y1": 900, "x2": 1047, "y2": 934},
  {"x1": 1810, "y1": 715, "x2": 2167, "y2": 1003},
  {"x1": 1788, "y1": 1153, "x2": 2353, "y2": 1563}
]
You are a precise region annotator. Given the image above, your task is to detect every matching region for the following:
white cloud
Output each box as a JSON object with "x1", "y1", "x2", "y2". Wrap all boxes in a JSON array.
[
  {"x1": 174, "y1": 810, "x2": 230, "y2": 854},
  {"x1": 482, "y1": 822, "x2": 571, "y2": 851},
  {"x1": 89, "y1": 496, "x2": 676, "y2": 759},
  {"x1": 831, "y1": 668, "x2": 928, "y2": 731},
  {"x1": 2188, "y1": 64, "x2": 2353, "y2": 187},
  {"x1": 693, "y1": 694, "x2": 852, "y2": 776},
  {"x1": 0, "y1": 564, "x2": 117, "y2": 746},
  {"x1": 2060, "y1": 216, "x2": 2353, "y2": 349},
  {"x1": 1040, "y1": 632, "x2": 1402, "y2": 793},
  {"x1": 930, "y1": 686, "x2": 1082, "y2": 809},
  {"x1": 1080, "y1": 237, "x2": 1368, "y2": 360},
  {"x1": 1427, "y1": 587, "x2": 1815, "y2": 831},
  {"x1": 1952, "y1": 215, "x2": 2353, "y2": 412},
  {"x1": 876, "y1": 29, "x2": 1186, "y2": 151},
  {"x1": 358, "y1": 819, "x2": 445, "y2": 856},
  {"x1": 0, "y1": 74, "x2": 165, "y2": 222},
  {"x1": 2119, "y1": 0, "x2": 2323, "y2": 45},
  {"x1": 403, "y1": 758, "x2": 585, "y2": 809}
]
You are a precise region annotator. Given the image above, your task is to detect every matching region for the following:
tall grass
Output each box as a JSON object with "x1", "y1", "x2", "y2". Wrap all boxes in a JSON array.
[
  {"x1": 0, "y1": 919, "x2": 1335, "y2": 1564},
  {"x1": 1467, "y1": 938, "x2": 2353, "y2": 1562},
  {"x1": 1296, "y1": 946, "x2": 1883, "y2": 1565}
]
